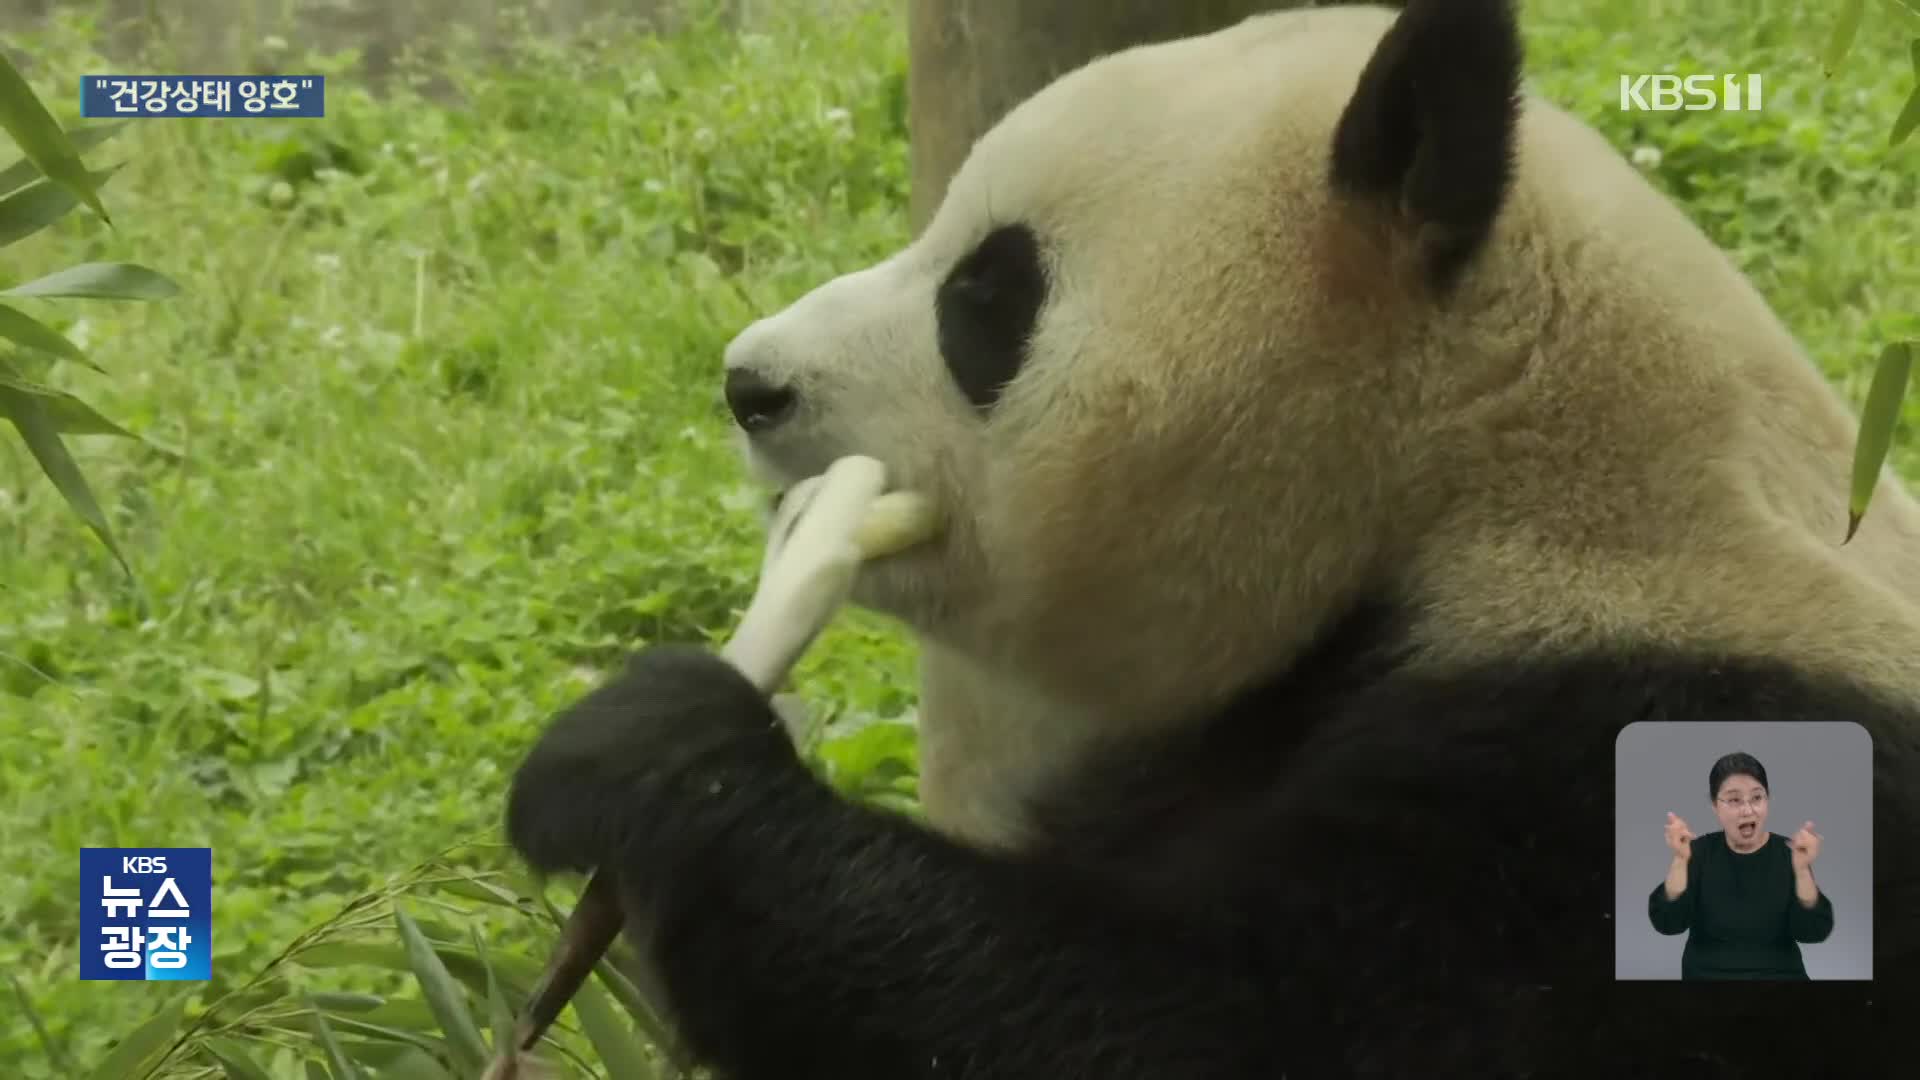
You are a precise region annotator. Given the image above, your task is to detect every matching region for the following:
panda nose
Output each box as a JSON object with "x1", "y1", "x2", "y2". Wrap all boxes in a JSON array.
[{"x1": 724, "y1": 367, "x2": 799, "y2": 432}]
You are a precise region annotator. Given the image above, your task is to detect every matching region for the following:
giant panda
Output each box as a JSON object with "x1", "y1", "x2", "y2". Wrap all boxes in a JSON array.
[{"x1": 504, "y1": 0, "x2": 1920, "y2": 1075}]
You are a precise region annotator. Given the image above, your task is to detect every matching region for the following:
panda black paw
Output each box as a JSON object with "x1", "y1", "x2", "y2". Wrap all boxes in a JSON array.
[{"x1": 504, "y1": 644, "x2": 797, "y2": 883}]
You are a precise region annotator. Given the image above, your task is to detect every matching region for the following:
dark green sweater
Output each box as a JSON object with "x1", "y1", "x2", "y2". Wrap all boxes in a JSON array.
[{"x1": 1647, "y1": 830, "x2": 1835, "y2": 980}]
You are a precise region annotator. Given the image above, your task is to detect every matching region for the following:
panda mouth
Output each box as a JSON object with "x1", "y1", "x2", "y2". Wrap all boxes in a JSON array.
[{"x1": 766, "y1": 473, "x2": 904, "y2": 514}]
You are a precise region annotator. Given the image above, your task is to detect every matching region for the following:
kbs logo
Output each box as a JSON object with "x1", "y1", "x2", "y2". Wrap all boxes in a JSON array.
[
  {"x1": 1619, "y1": 73, "x2": 1764, "y2": 112},
  {"x1": 79, "y1": 847, "x2": 212, "y2": 981}
]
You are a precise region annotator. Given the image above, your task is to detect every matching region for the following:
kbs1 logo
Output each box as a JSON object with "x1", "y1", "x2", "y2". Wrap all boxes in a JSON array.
[
  {"x1": 1619, "y1": 73, "x2": 1764, "y2": 112},
  {"x1": 79, "y1": 848, "x2": 212, "y2": 981}
]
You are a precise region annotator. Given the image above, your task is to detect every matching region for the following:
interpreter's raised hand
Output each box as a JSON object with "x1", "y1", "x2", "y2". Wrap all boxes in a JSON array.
[
  {"x1": 1665, "y1": 811, "x2": 1695, "y2": 861},
  {"x1": 1790, "y1": 820, "x2": 1822, "y2": 872}
]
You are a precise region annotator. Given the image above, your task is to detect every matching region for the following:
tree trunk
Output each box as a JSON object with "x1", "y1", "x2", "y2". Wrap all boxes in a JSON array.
[{"x1": 905, "y1": 0, "x2": 1312, "y2": 234}]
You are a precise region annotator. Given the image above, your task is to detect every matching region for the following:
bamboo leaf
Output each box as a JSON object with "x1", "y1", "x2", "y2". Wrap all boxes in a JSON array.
[
  {"x1": 309, "y1": 992, "x2": 387, "y2": 1013},
  {"x1": 0, "y1": 166, "x2": 122, "y2": 248},
  {"x1": 360, "y1": 1047, "x2": 455, "y2": 1079},
  {"x1": 0, "y1": 381, "x2": 131, "y2": 577},
  {"x1": 594, "y1": 954, "x2": 678, "y2": 1056},
  {"x1": 304, "y1": 1013, "x2": 446, "y2": 1054},
  {"x1": 394, "y1": 908, "x2": 491, "y2": 1072},
  {"x1": 334, "y1": 997, "x2": 438, "y2": 1030},
  {"x1": 0, "y1": 355, "x2": 175, "y2": 454},
  {"x1": 0, "y1": 119, "x2": 125, "y2": 197},
  {"x1": 1825, "y1": 0, "x2": 1868, "y2": 74},
  {"x1": 85, "y1": 995, "x2": 186, "y2": 1080},
  {"x1": 1847, "y1": 341, "x2": 1914, "y2": 541},
  {"x1": 303, "y1": 995, "x2": 365, "y2": 1080},
  {"x1": 473, "y1": 926, "x2": 518, "y2": 1059},
  {"x1": 0, "y1": 358, "x2": 61, "y2": 396},
  {"x1": 2, "y1": 260, "x2": 179, "y2": 300},
  {"x1": 435, "y1": 876, "x2": 534, "y2": 912},
  {"x1": 0, "y1": 52, "x2": 112, "y2": 222},
  {"x1": 0, "y1": 300, "x2": 99, "y2": 370},
  {"x1": 572, "y1": 975, "x2": 659, "y2": 1080},
  {"x1": 297, "y1": 939, "x2": 544, "y2": 1002},
  {"x1": 337, "y1": 1039, "x2": 423, "y2": 1072},
  {"x1": 1895, "y1": 42, "x2": 1920, "y2": 146},
  {"x1": 1893, "y1": 84, "x2": 1920, "y2": 146},
  {"x1": 202, "y1": 1037, "x2": 276, "y2": 1080}
]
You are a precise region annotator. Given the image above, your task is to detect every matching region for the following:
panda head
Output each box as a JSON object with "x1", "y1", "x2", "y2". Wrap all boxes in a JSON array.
[{"x1": 720, "y1": 0, "x2": 1920, "y2": 732}]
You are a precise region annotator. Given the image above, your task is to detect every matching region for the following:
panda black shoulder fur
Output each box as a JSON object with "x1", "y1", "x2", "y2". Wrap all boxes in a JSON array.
[{"x1": 506, "y1": 0, "x2": 1920, "y2": 1074}]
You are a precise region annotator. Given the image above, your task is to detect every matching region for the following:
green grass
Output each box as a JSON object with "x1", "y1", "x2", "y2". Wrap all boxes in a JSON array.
[{"x1": 0, "y1": 0, "x2": 1915, "y2": 1075}]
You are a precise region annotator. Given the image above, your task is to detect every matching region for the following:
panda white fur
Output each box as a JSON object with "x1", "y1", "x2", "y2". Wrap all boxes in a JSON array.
[{"x1": 506, "y1": 0, "x2": 1920, "y2": 1074}]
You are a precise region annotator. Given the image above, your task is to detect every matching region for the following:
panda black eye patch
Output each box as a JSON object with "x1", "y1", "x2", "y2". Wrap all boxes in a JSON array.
[{"x1": 935, "y1": 223, "x2": 1048, "y2": 412}]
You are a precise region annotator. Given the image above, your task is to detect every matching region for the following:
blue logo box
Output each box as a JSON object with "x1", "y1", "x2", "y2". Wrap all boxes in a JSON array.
[
  {"x1": 79, "y1": 848, "x2": 211, "y2": 981},
  {"x1": 80, "y1": 75, "x2": 325, "y2": 118}
]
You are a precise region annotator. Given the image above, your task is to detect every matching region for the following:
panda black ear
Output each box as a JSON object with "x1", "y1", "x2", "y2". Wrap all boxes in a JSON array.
[{"x1": 1328, "y1": 0, "x2": 1523, "y2": 294}]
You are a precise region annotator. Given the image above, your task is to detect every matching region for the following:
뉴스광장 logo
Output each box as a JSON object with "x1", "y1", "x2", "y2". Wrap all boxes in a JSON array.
[{"x1": 79, "y1": 847, "x2": 212, "y2": 981}]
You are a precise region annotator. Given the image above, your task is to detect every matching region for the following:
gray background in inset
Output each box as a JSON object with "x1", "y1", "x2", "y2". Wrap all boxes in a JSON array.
[{"x1": 1613, "y1": 721, "x2": 1873, "y2": 980}]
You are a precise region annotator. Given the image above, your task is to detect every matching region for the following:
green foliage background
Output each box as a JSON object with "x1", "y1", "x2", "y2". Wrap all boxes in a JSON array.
[{"x1": 0, "y1": 0, "x2": 1915, "y2": 1076}]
